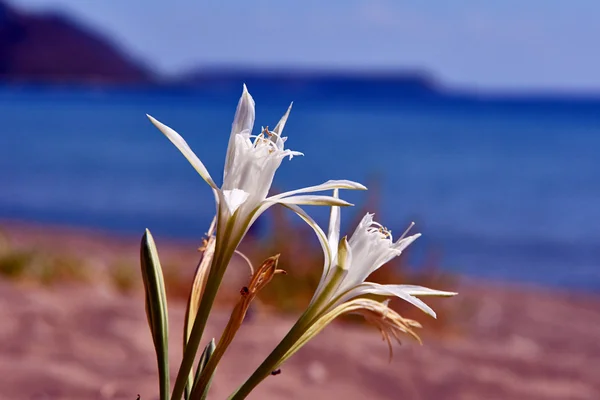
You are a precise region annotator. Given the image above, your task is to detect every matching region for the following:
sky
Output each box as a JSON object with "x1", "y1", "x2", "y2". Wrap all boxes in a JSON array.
[{"x1": 10, "y1": 0, "x2": 600, "y2": 91}]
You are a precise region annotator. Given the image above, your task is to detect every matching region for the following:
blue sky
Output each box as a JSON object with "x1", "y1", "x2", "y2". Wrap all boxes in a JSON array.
[{"x1": 11, "y1": 0, "x2": 600, "y2": 91}]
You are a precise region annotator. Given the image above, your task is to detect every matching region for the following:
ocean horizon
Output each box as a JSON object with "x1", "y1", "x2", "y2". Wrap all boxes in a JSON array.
[{"x1": 1, "y1": 81, "x2": 599, "y2": 290}]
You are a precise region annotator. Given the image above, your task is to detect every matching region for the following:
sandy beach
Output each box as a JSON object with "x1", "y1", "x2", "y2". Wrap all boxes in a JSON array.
[{"x1": 1, "y1": 221, "x2": 599, "y2": 400}]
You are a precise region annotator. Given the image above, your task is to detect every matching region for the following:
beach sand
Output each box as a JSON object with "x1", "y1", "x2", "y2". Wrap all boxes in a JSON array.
[{"x1": 0, "y1": 221, "x2": 599, "y2": 400}]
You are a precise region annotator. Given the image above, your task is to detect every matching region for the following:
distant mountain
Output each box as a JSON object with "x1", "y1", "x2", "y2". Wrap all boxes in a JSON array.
[
  {"x1": 170, "y1": 67, "x2": 443, "y2": 101},
  {"x1": 0, "y1": 1, "x2": 150, "y2": 83},
  {"x1": 0, "y1": 1, "x2": 438, "y2": 96},
  {"x1": 180, "y1": 67, "x2": 441, "y2": 99}
]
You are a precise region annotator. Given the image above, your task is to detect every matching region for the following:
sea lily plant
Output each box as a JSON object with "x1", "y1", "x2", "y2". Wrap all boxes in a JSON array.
[
  {"x1": 229, "y1": 190, "x2": 457, "y2": 398},
  {"x1": 139, "y1": 86, "x2": 457, "y2": 400}
]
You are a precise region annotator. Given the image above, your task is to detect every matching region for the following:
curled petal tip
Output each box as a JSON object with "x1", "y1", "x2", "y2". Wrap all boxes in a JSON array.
[
  {"x1": 146, "y1": 114, "x2": 166, "y2": 131},
  {"x1": 241, "y1": 85, "x2": 253, "y2": 104}
]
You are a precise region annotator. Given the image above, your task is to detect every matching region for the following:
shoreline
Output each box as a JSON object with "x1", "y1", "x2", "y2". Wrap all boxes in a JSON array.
[{"x1": 1, "y1": 218, "x2": 596, "y2": 298}]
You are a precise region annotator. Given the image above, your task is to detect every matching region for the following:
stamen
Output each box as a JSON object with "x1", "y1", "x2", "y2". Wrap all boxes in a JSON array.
[
  {"x1": 379, "y1": 226, "x2": 392, "y2": 239},
  {"x1": 398, "y1": 222, "x2": 415, "y2": 240},
  {"x1": 263, "y1": 125, "x2": 285, "y2": 145},
  {"x1": 370, "y1": 221, "x2": 385, "y2": 230},
  {"x1": 366, "y1": 222, "x2": 392, "y2": 239},
  {"x1": 248, "y1": 133, "x2": 280, "y2": 152}
]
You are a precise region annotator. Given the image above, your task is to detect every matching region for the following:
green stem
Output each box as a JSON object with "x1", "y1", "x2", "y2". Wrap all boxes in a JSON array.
[
  {"x1": 229, "y1": 265, "x2": 348, "y2": 399},
  {"x1": 228, "y1": 312, "x2": 312, "y2": 400},
  {"x1": 171, "y1": 265, "x2": 224, "y2": 400}
]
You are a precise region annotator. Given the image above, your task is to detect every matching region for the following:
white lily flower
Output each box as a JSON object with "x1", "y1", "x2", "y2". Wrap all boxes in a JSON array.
[
  {"x1": 147, "y1": 85, "x2": 366, "y2": 262},
  {"x1": 153, "y1": 86, "x2": 368, "y2": 400},
  {"x1": 231, "y1": 197, "x2": 458, "y2": 397},
  {"x1": 277, "y1": 190, "x2": 457, "y2": 356},
  {"x1": 292, "y1": 189, "x2": 457, "y2": 321}
]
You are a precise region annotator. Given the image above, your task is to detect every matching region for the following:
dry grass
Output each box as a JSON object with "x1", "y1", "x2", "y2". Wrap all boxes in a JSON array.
[{"x1": 0, "y1": 228, "x2": 90, "y2": 285}]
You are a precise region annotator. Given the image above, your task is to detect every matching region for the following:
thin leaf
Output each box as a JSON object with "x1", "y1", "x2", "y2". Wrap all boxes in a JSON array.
[
  {"x1": 191, "y1": 339, "x2": 216, "y2": 400},
  {"x1": 141, "y1": 229, "x2": 170, "y2": 400}
]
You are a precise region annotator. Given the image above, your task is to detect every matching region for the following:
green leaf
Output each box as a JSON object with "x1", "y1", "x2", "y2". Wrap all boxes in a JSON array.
[
  {"x1": 192, "y1": 339, "x2": 216, "y2": 400},
  {"x1": 141, "y1": 229, "x2": 170, "y2": 400}
]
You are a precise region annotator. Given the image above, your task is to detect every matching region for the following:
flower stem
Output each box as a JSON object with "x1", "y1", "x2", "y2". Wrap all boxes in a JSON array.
[
  {"x1": 229, "y1": 264, "x2": 348, "y2": 399},
  {"x1": 228, "y1": 312, "x2": 311, "y2": 400},
  {"x1": 171, "y1": 252, "x2": 228, "y2": 400}
]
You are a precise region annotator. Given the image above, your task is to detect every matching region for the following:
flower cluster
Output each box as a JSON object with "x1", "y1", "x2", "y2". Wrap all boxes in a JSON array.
[{"x1": 140, "y1": 86, "x2": 457, "y2": 400}]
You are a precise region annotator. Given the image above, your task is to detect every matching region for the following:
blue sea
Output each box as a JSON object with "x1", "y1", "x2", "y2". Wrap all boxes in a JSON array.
[{"x1": 0, "y1": 83, "x2": 599, "y2": 290}]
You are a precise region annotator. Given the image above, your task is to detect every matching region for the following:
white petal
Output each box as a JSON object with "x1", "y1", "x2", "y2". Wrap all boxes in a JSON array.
[
  {"x1": 350, "y1": 213, "x2": 375, "y2": 239},
  {"x1": 279, "y1": 204, "x2": 331, "y2": 265},
  {"x1": 343, "y1": 283, "x2": 438, "y2": 318},
  {"x1": 390, "y1": 285, "x2": 458, "y2": 297},
  {"x1": 280, "y1": 204, "x2": 332, "y2": 295},
  {"x1": 146, "y1": 114, "x2": 217, "y2": 189},
  {"x1": 285, "y1": 150, "x2": 304, "y2": 160},
  {"x1": 222, "y1": 188, "x2": 250, "y2": 215},
  {"x1": 273, "y1": 102, "x2": 293, "y2": 135},
  {"x1": 327, "y1": 189, "x2": 341, "y2": 255},
  {"x1": 276, "y1": 195, "x2": 353, "y2": 207},
  {"x1": 283, "y1": 204, "x2": 331, "y2": 276},
  {"x1": 224, "y1": 85, "x2": 255, "y2": 174},
  {"x1": 393, "y1": 233, "x2": 422, "y2": 252},
  {"x1": 267, "y1": 179, "x2": 367, "y2": 201},
  {"x1": 232, "y1": 84, "x2": 255, "y2": 137}
]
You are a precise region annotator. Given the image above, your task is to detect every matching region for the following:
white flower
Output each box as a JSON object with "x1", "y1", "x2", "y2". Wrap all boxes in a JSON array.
[
  {"x1": 258, "y1": 190, "x2": 457, "y2": 371},
  {"x1": 147, "y1": 85, "x2": 366, "y2": 261},
  {"x1": 298, "y1": 189, "x2": 457, "y2": 319},
  {"x1": 234, "y1": 197, "x2": 457, "y2": 386}
]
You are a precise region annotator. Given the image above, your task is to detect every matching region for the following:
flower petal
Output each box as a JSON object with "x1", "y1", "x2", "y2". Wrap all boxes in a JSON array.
[
  {"x1": 276, "y1": 195, "x2": 353, "y2": 207},
  {"x1": 273, "y1": 102, "x2": 293, "y2": 135},
  {"x1": 340, "y1": 283, "x2": 438, "y2": 318},
  {"x1": 267, "y1": 179, "x2": 367, "y2": 201},
  {"x1": 327, "y1": 189, "x2": 341, "y2": 256},
  {"x1": 389, "y1": 285, "x2": 458, "y2": 297},
  {"x1": 282, "y1": 203, "x2": 344, "y2": 304},
  {"x1": 278, "y1": 203, "x2": 336, "y2": 304},
  {"x1": 280, "y1": 203, "x2": 331, "y2": 274},
  {"x1": 224, "y1": 84, "x2": 255, "y2": 174},
  {"x1": 393, "y1": 234, "x2": 422, "y2": 252},
  {"x1": 147, "y1": 114, "x2": 217, "y2": 189},
  {"x1": 222, "y1": 188, "x2": 250, "y2": 215}
]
